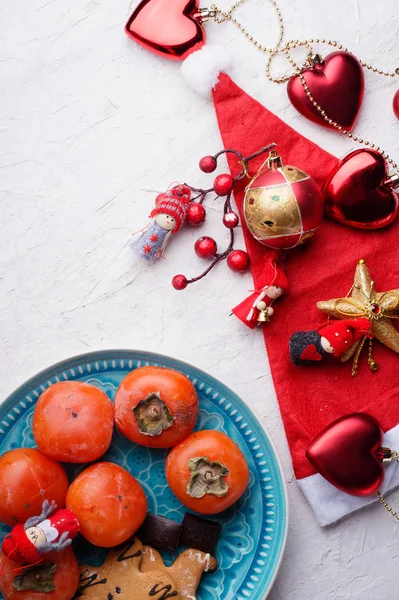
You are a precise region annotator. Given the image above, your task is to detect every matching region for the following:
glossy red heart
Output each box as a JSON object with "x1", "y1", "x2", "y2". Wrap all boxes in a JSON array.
[
  {"x1": 287, "y1": 51, "x2": 364, "y2": 131},
  {"x1": 125, "y1": 0, "x2": 205, "y2": 60},
  {"x1": 300, "y1": 345, "x2": 322, "y2": 361},
  {"x1": 394, "y1": 90, "x2": 399, "y2": 120},
  {"x1": 323, "y1": 149, "x2": 399, "y2": 229},
  {"x1": 306, "y1": 413, "x2": 384, "y2": 496}
]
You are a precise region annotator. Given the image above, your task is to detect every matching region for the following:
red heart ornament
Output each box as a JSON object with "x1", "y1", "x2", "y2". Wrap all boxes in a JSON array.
[
  {"x1": 125, "y1": 0, "x2": 206, "y2": 60},
  {"x1": 287, "y1": 52, "x2": 364, "y2": 131},
  {"x1": 394, "y1": 90, "x2": 399, "y2": 120},
  {"x1": 300, "y1": 345, "x2": 323, "y2": 361},
  {"x1": 306, "y1": 413, "x2": 384, "y2": 496},
  {"x1": 323, "y1": 149, "x2": 399, "y2": 229}
]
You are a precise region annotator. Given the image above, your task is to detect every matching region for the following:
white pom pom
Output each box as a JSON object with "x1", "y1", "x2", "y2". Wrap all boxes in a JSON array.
[{"x1": 181, "y1": 46, "x2": 232, "y2": 98}]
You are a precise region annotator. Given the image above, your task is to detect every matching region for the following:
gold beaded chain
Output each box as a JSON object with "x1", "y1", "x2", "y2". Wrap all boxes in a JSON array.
[
  {"x1": 211, "y1": 0, "x2": 285, "y2": 55},
  {"x1": 377, "y1": 449, "x2": 399, "y2": 521},
  {"x1": 209, "y1": 0, "x2": 399, "y2": 174}
]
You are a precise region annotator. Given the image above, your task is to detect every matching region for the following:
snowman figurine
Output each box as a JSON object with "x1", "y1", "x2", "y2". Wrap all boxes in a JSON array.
[
  {"x1": 2, "y1": 500, "x2": 80, "y2": 565},
  {"x1": 134, "y1": 184, "x2": 191, "y2": 262}
]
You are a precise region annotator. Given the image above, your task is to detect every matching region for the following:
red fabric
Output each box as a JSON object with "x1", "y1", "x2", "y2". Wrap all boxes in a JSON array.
[{"x1": 213, "y1": 74, "x2": 399, "y2": 480}]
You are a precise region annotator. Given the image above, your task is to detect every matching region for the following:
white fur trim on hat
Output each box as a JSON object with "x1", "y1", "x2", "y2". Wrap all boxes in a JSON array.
[{"x1": 181, "y1": 46, "x2": 232, "y2": 98}]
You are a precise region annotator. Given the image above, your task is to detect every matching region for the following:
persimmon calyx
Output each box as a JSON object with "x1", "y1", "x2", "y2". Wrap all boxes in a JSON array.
[
  {"x1": 133, "y1": 393, "x2": 174, "y2": 436},
  {"x1": 186, "y1": 456, "x2": 229, "y2": 498},
  {"x1": 13, "y1": 563, "x2": 57, "y2": 593}
]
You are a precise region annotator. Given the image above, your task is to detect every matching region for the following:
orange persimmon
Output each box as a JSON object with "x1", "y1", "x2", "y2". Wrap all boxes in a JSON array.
[
  {"x1": 114, "y1": 366, "x2": 198, "y2": 448},
  {"x1": 166, "y1": 430, "x2": 249, "y2": 514},
  {"x1": 66, "y1": 462, "x2": 147, "y2": 548},
  {"x1": 0, "y1": 547, "x2": 80, "y2": 600},
  {"x1": 0, "y1": 448, "x2": 69, "y2": 526},
  {"x1": 33, "y1": 381, "x2": 114, "y2": 463}
]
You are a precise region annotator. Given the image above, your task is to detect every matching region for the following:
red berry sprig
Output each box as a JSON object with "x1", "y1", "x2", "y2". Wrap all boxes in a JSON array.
[{"x1": 172, "y1": 143, "x2": 276, "y2": 290}]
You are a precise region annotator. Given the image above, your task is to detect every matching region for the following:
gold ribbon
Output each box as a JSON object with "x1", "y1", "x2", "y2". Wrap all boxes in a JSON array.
[{"x1": 334, "y1": 291, "x2": 399, "y2": 321}]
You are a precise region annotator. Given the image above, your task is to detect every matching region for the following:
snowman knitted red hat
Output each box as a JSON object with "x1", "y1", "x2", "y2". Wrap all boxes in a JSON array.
[
  {"x1": 318, "y1": 318, "x2": 372, "y2": 357},
  {"x1": 150, "y1": 184, "x2": 191, "y2": 233},
  {"x1": 2, "y1": 524, "x2": 41, "y2": 564}
]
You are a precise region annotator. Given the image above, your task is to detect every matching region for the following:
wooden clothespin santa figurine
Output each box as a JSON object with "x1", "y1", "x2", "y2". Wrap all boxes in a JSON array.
[
  {"x1": 232, "y1": 251, "x2": 288, "y2": 329},
  {"x1": 289, "y1": 318, "x2": 372, "y2": 365},
  {"x1": 2, "y1": 500, "x2": 80, "y2": 565}
]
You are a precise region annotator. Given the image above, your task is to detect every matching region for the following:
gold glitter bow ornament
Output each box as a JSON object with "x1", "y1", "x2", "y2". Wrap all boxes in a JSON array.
[{"x1": 317, "y1": 259, "x2": 399, "y2": 375}]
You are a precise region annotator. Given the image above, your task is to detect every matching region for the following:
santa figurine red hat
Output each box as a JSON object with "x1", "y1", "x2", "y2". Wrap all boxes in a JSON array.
[
  {"x1": 232, "y1": 251, "x2": 288, "y2": 329},
  {"x1": 289, "y1": 318, "x2": 372, "y2": 365},
  {"x1": 150, "y1": 184, "x2": 191, "y2": 234},
  {"x1": 2, "y1": 500, "x2": 80, "y2": 565},
  {"x1": 318, "y1": 319, "x2": 372, "y2": 357}
]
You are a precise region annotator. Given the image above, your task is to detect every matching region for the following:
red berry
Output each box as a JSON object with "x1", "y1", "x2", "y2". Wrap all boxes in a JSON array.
[
  {"x1": 223, "y1": 211, "x2": 239, "y2": 228},
  {"x1": 186, "y1": 203, "x2": 206, "y2": 227},
  {"x1": 394, "y1": 90, "x2": 399, "y2": 120},
  {"x1": 172, "y1": 274, "x2": 188, "y2": 290},
  {"x1": 214, "y1": 174, "x2": 233, "y2": 196},
  {"x1": 227, "y1": 249, "x2": 249, "y2": 272},
  {"x1": 195, "y1": 236, "x2": 218, "y2": 258},
  {"x1": 199, "y1": 156, "x2": 217, "y2": 173}
]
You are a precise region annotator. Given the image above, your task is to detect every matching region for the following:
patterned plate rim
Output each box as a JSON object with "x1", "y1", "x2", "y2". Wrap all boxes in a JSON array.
[{"x1": 0, "y1": 349, "x2": 288, "y2": 599}]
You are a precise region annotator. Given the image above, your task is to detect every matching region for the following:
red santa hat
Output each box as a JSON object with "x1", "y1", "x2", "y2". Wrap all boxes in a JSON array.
[
  {"x1": 150, "y1": 184, "x2": 191, "y2": 233},
  {"x1": 181, "y1": 48, "x2": 399, "y2": 527},
  {"x1": 318, "y1": 318, "x2": 372, "y2": 357}
]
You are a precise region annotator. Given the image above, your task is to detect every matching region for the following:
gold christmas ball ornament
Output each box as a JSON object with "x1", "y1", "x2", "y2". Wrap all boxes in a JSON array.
[{"x1": 244, "y1": 150, "x2": 324, "y2": 250}]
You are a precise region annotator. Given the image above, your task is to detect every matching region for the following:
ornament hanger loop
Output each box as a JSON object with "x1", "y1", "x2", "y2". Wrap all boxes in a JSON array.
[
  {"x1": 379, "y1": 447, "x2": 399, "y2": 463},
  {"x1": 266, "y1": 150, "x2": 283, "y2": 170},
  {"x1": 236, "y1": 143, "x2": 277, "y2": 181},
  {"x1": 195, "y1": 7, "x2": 218, "y2": 22},
  {"x1": 243, "y1": 148, "x2": 281, "y2": 189},
  {"x1": 306, "y1": 51, "x2": 324, "y2": 67}
]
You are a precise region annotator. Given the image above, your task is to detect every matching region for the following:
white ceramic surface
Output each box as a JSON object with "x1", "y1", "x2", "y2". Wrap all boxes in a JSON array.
[{"x1": 1, "y1": 0, "x2": 398, "y2": 598}]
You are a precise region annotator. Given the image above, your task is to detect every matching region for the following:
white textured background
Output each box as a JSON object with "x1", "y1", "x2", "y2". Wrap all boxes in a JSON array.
[{"x1": 1, "y1": 0, "x2": 399, "y2": 597}]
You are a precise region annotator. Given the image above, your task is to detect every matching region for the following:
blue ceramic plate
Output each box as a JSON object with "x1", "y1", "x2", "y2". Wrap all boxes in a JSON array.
[{"x1": 0, "y1": 350, "x2": 287, "y2": 600}]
